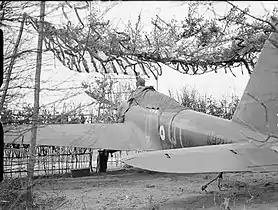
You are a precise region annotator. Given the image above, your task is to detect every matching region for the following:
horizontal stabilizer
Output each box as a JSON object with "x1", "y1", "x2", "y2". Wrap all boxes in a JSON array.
[{"x1": 122, "y1": 143, "x2": 278, "y2": 173}]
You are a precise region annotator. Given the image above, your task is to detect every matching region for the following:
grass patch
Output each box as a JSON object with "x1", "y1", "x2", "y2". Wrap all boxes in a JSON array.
[{"x1": 0, "y1": 177, "x2": 67, "y2": 209}]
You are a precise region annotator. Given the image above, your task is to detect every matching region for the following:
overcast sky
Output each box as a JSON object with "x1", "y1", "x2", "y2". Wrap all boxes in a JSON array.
[{"x1": 14, "y1": 1, "x2": 278, "y2": 112}]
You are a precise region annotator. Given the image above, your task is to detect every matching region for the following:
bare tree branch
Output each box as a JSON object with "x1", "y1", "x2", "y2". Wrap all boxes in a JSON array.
[
  {"x1": 0, "y1": 13, "x2": 27, "y2": 111},
  {"x1": 226, "y1": 1, "x2": 278, "y2": 33}
]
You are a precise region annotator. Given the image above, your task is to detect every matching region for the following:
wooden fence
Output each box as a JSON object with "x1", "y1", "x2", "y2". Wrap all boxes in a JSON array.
[{"x1": 3, "y1": 144, "x2": 139, "y2": 179}]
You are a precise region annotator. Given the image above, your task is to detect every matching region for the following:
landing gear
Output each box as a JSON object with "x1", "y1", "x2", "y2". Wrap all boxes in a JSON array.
[{"x1": 201, "y1": 172, "x2": 223, "y2": 191}]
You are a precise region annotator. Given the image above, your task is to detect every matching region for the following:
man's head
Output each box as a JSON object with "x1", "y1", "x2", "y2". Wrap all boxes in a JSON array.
[{"x1": 136, "y1": 72, "x2": 145, "y2": 87}]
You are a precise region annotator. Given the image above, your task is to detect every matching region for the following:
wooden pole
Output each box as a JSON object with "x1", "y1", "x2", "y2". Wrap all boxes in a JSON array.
[{"x1": 26, "y1": 1, "x2": 45, "y2": 208}]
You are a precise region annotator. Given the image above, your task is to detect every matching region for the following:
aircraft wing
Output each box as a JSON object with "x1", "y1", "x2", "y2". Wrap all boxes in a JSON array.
[
  {"x1": 4, "y1": 122, "x2": 162, "y2": 151},
  {"x1": 122, "y1": 143, "x2": 278, "y2": 173}
]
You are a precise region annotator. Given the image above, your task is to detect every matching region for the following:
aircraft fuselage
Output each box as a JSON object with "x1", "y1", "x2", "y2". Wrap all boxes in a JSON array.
[{"x1": 124, "y1": 105, "x2": 258, "y2": 150}]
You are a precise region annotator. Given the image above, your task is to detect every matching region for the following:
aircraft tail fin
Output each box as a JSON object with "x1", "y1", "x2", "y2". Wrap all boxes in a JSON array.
[{"x1": 232, "y1": 17, "x2": 278, "y2": 137}]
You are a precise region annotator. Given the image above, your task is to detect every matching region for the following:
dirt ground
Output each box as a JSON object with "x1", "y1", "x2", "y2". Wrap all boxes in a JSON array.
[{"x1": 34, "y1": 168, "x2": 278, "y2": 210}]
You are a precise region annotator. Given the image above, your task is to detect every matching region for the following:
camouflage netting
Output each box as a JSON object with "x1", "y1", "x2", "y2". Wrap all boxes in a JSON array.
[
  {"x1": 127, "y1": 86, "x2": 185, "y2": 112},
  {"x1": 25, "y1": 3, "x2": 278, "y2": 78}
]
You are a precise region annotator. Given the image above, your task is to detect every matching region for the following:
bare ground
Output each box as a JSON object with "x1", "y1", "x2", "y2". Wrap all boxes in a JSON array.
[{"x1": 34, "y1": 169, "x2": 278, "y2": 210}]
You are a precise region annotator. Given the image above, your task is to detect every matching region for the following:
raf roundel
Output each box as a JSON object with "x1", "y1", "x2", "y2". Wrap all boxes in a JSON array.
[{"x1": 159, "y1": 125, "x2": 166, "y2": 141}]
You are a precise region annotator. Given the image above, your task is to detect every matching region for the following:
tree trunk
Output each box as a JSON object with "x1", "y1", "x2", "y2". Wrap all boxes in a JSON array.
[
  {"x1": 0, "y1": 123, "x2": 3, "y2": 182},
  {"x1": 0, "y1": 29, "x2": 3, "y2": 181},
  {"x1": 26, "y1": 1, "x2": 45, "y2": 208},
  {"x1": 0, "y1": 29, "x2": 3, "y2": 88}
]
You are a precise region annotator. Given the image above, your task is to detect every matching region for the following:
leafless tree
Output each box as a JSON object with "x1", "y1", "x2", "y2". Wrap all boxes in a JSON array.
[
  {"x1": 26, "y1": 1, "x2": 45, "y2": 208},
  {"x1": 0, "y1": 2, "x2": 39, "y2": 110}
]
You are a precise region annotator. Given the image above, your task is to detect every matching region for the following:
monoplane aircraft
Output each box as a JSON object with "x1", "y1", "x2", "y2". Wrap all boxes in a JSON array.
[
  {"x1": 122, "y1": 20, "x2": 278, "y2": 190},
  {"x1": 4, "y1": 17, "x2": 278, "y2": 191}
]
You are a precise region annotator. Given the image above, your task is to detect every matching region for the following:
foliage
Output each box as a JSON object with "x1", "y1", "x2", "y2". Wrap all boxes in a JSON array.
[
  {"x1": 172, "y1": 85, "x2": 240, "y2": 120},
  {"x1": 26, "y1": 1, "x2": 278, "y2": 78},
  {"x1": 82, "y1": 74, "x2": 135, "y2": 123},
  {"x1": 1, "y1": 85, "x2": 239, "y2": 125},
  {"x1": 1, "y1": 103, "x2": 86, "y2": 125},
  {"x1": 1, "y1": 73, "x2": 136, "y2": 125}
]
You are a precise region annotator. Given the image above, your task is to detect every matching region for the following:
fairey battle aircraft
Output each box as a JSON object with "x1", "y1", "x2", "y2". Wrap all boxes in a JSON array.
[
  {"x1": 4, "y1": 18, "x2": 278, "y2": 190},
  {"x1": 122, "y1": 21, "x2": 278, "y2": 189}
]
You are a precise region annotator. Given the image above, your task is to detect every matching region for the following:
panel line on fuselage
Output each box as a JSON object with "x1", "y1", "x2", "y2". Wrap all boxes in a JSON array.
[
  {"x1": 168, "y1": 109, "x2": 187, "y2": 148},
  {"x1": 168, "y1": 118, "x2": 176, "y2": 146},
  {"x1": 179, "y1": 127, "x2": 184, "y2": 148},
  {"x1": 144, "y1": 114, "x2": 151, "y2": 143}
]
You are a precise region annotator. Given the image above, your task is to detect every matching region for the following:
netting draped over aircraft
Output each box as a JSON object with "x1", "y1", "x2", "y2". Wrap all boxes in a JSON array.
[
  {"x1": 127, "y1": 86, "x2": 185, "y2": 112},
  {"x1": 27, "y1": 15, "x2": 162, "y2": 79},
  {"x1": 26, "y1": 9, "x2": 265, "y2": 78}
]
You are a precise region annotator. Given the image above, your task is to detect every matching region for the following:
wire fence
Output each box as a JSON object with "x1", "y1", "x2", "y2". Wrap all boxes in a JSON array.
[{"x1": 3, "y1": 144, "x2": 139, "y2": 179}]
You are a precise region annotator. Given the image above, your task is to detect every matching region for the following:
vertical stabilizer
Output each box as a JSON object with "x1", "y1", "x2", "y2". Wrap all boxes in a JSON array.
[{"x1": 232, "y1": 17, "x2": 278, "y2": 137}]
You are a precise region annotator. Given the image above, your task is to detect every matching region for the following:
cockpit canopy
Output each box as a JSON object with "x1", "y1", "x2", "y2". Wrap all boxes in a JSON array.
[{"x1": 127, "y1": 86, "x2": 185, "y2": 112}]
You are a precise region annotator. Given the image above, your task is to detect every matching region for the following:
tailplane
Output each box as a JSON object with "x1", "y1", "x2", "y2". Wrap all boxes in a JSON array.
[{"x1": 232, "y1": 17, "x2": 278, "y2": 137}]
